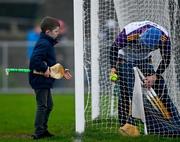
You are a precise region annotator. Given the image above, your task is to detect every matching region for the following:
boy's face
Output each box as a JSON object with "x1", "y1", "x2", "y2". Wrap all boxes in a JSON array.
[{"x1": 46, "y1": 26, "x2": 60, "y2": 39}]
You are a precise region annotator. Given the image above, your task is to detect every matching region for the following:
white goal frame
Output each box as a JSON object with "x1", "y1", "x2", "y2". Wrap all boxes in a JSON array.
[
  {"x1": 74, "y1": 0, "x2": 100, "y2": 133},
  {"x1": 74, "y1": 0, "x2": 85, "y2": 134}
]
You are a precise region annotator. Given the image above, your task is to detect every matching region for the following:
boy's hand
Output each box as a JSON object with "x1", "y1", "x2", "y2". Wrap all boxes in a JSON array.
[
  {"x1": 44, "y1": 67, "x2": 50, "y2": 78},
  {"x1": 63, "y1": 69, "x2": 72, "y2": 80}
]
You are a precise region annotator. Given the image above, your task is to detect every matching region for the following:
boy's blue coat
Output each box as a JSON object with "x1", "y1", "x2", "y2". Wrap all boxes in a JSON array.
[{"x1": 29, "y1": 32, "x2": 57, "y2": 89}]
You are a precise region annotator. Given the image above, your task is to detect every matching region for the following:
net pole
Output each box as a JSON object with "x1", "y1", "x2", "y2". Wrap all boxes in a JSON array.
[
  {"x1": 91, "y1": 0, "x2": 100, "y2": 120},
  {"x1": 74, "y1": 0, "x2": 85, "y2": 134},
  {"x1": 110, "y1": 83, "x2": 115, "y2": 116}
]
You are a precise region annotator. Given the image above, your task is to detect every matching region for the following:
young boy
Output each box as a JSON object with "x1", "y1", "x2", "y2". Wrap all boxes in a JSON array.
[{"x1": 29, "y1": 16, "x2": 72, "y2": 139}]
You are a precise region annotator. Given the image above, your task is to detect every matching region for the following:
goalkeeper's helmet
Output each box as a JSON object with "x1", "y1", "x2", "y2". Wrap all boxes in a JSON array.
[{"x1": 139, "y1": 27, "x2": 162, "y2": 49}]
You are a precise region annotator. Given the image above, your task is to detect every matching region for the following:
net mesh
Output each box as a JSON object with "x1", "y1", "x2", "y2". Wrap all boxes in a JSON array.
[{"x1": 83, "y1": 0, "x2": 180, "y2": 136}]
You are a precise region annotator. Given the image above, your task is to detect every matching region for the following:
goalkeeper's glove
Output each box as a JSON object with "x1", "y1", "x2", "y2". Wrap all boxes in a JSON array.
[{"x1": 110, "y1": 73, "x2": 118, "y2": 81}]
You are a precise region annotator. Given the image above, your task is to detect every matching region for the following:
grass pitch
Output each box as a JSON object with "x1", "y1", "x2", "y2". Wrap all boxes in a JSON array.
[{"x1": 0, "y1": 93, "x2": 179, "y2": 142}]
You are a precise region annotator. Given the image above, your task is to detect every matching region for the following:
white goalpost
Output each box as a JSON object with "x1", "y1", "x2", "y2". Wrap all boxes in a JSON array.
[
  {"x1": 74, "y1": 0, "x2": 180, "y2": 136},
  {"x1": 91, "y1": 0, "x2": 100, "y2": 120},
  {"x1": 74, "y1": 0, "x2": 85, "y2": 133}
]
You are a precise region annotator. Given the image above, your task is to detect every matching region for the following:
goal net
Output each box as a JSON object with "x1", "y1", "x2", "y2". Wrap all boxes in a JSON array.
[{"x1": 76, "y1": 0, "x2": 180, "y2": 136}]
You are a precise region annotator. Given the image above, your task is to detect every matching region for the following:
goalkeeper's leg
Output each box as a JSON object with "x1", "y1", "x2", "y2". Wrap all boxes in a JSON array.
[
  {"x1": 117, "y1": 61, "x2": 136, "y2": 126},
  {"x1": 118, "y1": 83, "x2": 130, "y2": 126},
  {"x1": 117, "y1": 61, "x2": 141, "y2": 136},
  {"x1": 117, "y1": 59, "x2": 158, "y2": 136}
]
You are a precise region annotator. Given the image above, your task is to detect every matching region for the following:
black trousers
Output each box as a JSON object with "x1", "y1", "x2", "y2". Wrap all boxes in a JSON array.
[{"x1": 34, "y1": 89, "x2": 53, "y2": 135}]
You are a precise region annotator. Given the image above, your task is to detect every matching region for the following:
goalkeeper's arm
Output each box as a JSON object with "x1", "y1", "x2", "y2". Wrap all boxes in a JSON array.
[
  {"x1": 110, "y1": 29, "x2": 127, "y2": 69},
  {"x1": 110, "y1": 42, "x2": 118, "y2": 81},
  {"x1": 110, "y1": 29, "x2": 128, "y2": 81},
  {"x1": 110, "y1": 43, "x2": 118, "y2": 69},
  {"x1": 156, "y1": 38, "x2": 171, "y2": 77}
]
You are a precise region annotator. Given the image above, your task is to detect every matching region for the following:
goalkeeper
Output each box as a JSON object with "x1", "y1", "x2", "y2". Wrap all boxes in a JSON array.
[{"x1": 110, "y1": 21, "x2": 180, "y2": 136}]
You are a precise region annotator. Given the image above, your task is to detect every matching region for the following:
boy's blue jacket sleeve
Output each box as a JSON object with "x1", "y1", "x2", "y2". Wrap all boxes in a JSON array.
[{"x1": 29, "y1": 42, "x2": 48, "y2": 72}]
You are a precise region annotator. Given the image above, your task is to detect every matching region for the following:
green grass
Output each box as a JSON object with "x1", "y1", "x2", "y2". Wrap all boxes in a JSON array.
[
  {"x1": 0, "y1": 94, "x2": 75, "y2": 142},
  {"x1": 0, "y1": 93, "x2": 179, "y2": 142}
]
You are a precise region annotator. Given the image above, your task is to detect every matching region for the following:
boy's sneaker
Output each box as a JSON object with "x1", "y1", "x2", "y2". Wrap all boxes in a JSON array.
[
  {"x1": 32, "y1": 134, "x2": 45, "y2": 140},
  {"x1": 32, "y1": 131, "x2": 54, "y2": 140},
  {"x1": 44, "y1": 131, "x2": 54, "y2": 137}
]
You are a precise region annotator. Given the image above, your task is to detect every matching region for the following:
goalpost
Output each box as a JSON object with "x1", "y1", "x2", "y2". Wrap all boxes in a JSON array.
[{"x1": 74, "y1": 0, "x2": 180, "y2": 135}]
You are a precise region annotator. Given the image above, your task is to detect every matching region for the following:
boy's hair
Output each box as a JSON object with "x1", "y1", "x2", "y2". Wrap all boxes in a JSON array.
[{"x1": 40, "y1": 16, "x2": 60, "y2": 33}]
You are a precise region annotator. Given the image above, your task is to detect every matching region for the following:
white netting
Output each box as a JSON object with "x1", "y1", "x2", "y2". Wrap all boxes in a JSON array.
[{"x1": 83, "y1": 0, "x2": 180, "y2": 136}]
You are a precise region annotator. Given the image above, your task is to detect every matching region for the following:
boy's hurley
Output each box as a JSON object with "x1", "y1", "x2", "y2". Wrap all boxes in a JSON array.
[{"x1": 5, "y1": 63, "x2": 66, "y2": 79}]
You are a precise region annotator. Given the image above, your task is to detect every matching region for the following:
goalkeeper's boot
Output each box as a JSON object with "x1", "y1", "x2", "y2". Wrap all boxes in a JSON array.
[{"x1": 119, "y1": 123, "x2": 140, "y2": 137}]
